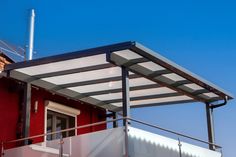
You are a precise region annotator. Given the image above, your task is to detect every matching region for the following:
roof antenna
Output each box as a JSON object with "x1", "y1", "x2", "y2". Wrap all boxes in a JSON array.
[{"x1": 27, "y1": 9, "x2": 35, "y2": 60}]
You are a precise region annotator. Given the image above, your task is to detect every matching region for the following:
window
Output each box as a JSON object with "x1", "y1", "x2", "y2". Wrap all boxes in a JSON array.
[
  {"x1": 45, "y1": 101, "x2": 80, "y2": 141},
  {"x1": 46, "y1": 110, "x2": 75, "y2": 140}
]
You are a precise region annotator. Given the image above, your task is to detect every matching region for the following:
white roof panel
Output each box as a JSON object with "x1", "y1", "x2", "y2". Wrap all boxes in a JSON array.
[{"x1": 5, "y1": 41, "x2": 233, "y2": 111}]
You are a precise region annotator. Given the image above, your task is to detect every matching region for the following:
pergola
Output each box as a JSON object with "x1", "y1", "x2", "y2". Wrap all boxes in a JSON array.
[{"x1": 4, "y1": 41, "x2": 233, "y2": 150}]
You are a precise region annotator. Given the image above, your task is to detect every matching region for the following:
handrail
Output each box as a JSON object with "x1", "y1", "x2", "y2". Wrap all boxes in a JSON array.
[
  {"x1": 2, "y1": 116, "x2": 221, "y2": 149},
  {"x1": 127, "y1": 117, "x2": 221, "y2": 149},
  {"x1": 3, "y1": 117, "x2": 125, "y2": 144}
]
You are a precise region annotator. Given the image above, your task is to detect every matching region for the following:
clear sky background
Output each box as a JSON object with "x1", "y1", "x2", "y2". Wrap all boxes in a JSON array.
[{"x1": 0, "y1": 0, "x2": 235, "y2": 156}]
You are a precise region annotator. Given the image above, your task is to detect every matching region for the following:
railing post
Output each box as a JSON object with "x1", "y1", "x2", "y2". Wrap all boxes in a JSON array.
[
  {"x1": 59, "y1": 135, "x2": 64, "y2": 157},
  {"x1": 178, "y1": 138, "x2": 182, "y2": 157},
  {"x1": 112, "y1": 112, "x2": 118, "y2": 128},
  {"x1": 220, "y1": 148, "x2": 224, "y2": 157},
  {"x1": 1, "y1": 142, "x2": 4, "y2": 157},
  {"x1": 23, "y1": 83, "x2": 32, "y2": 145},
  {"x1": 122, "y1": 66, "x2": 130, "y2": 157},
  {"x1": 205, "y1": 103, "x2": 216, "y2": 150}
]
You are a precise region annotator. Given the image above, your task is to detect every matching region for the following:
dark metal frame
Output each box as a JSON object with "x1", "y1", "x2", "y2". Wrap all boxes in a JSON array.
[
  {"x1": 3, "y1": 117, "x2": 222, "y2": 149},
  {"x1": 4, "y1": 41, "x2": 233, "y2": 150},
  {"x1": 104, "y1": 92, "x2": 183, "y2": 104},
  {"x1": 109, "y1": 51, "x2": 225, "y2": 103},
  {"x1": 82, "y1": 84, "x2": 161, "y2": 96},
  {"x1": 130, "y1": 43, "x2": 233, "y2": 100},
  {"x1": 22, "y1": 83, "x2": 31, "y2": 145},
  {"x1": 5, "y1": 41, "x2": 233, "y2": 100},
  {"x1": 5, "y1": 42, "x2": 135, "y2": 70},
  {"x1": 28, "y1": 63, "x2": 114, "y2": 81},
  {"x1": 121, "y1": 66, "x2": 130, "y2": 157},
  {"x1": 206, "y1": 103, "x2": 216, "y2": 150}
]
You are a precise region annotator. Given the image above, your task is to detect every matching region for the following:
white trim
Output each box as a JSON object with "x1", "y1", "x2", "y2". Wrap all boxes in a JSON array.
[
  {"x1": 44, "y1": 100, "x2": 80, "y2": 142},
  {"x1": 44, "y1": 106, "x2": 47, "y2": 143},
  {"x1": 45, "y1": 100, "x2": 80, "y2": 116},
  {"x1": 29, "y1": 144, "x2": 70, "y2": 157}
]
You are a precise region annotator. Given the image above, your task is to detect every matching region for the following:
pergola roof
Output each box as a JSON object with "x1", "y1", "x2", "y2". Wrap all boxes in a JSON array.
[{"x1": 5, "y1": 41, "x2": 233, "y2": 111}]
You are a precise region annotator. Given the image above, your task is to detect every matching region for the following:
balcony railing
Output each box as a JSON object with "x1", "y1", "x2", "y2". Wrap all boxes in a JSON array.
[{"x1": 1, "y1": 117, "x2": 222, "y2": 157}]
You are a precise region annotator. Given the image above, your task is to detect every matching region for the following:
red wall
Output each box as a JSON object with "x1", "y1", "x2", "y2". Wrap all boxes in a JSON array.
[
  {"x1": 30, "y1": 88, "x2": 106, "y2": 143},
  {"x1": 0, "y1": 78, "x2": 19, "y2": 149},
  {"x1": 0, "y1": 77, "x2": 106, "y2": 149}
]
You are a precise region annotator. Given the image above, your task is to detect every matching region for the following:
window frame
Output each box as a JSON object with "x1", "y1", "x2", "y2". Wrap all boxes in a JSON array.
[{"x1": 44, "y1": 101, "x2": 80, "y2": 142}]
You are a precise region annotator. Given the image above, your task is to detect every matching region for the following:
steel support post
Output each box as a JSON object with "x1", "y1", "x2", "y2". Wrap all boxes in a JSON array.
[
  {"x1": 205, "y1": 103, "x2": 215, "y2": 150},
  {"x1": 59, "y1": 136, "x2": 64, "y2": 157},
  {"x1": 1, "y1": 141, "x2": 4, "y2": 157},
  {"x1": 23, "y1": 83, "x2": 31, "y2": 145},
  {"x1": 178, "y1": 138, "x2": 182, "y2": 157},
  {"x1": 122, "y1": 66, "x2": 130, "y2": 157},
  {"x1": 112, "y1": 112, "x2": 118, "y2": 128}
]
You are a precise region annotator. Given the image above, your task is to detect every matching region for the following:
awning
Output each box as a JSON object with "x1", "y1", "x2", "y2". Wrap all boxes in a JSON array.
[{"x1": 5, "y1": 41, "x2": 233, "y2": 111}]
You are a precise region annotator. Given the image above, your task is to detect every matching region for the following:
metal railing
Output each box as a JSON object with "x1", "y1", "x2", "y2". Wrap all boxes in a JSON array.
[
  {"x1": 1, "y1": 116, "x2": 222, "y2": 157},
  {"x1": 127, "y1": 117, "x2": 221, "y2": 149}
]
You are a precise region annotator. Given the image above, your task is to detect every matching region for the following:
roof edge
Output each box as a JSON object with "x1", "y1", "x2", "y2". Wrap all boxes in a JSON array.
[
  {"x1": 5, "y1": 41, "x2": 136, "y2": 71},
  {"x1": 130, "y1": 42, "x2": 234, "y2": 100}
]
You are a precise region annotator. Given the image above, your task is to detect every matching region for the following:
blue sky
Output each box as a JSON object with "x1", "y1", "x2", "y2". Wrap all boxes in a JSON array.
[{"x1": 1, "y1": 0, "x2": 235, "y2": 156}]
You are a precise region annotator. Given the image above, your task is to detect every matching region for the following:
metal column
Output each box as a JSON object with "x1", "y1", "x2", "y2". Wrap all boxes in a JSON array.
[
  {"x1": 122, "y1": 66, "x2": 130, "y2": 123},
  {"x1": 112, "y1": 112, "x2": 118, "y2": 128},
  {"x1": 205, "y1": 103, "x2": 215, "y2": 150},
  {"x1": 122, "y1": 66, "x2": 130, "y2": 157},
  {"x1": 22, "y1": 83, "x2": 32, "y2": 145},
  {"x1": 27, "y1": 9, "x2": 35, "y2": 60}
]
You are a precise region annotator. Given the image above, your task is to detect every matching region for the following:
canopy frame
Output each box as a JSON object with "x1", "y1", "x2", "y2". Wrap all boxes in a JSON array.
[
  {"x1": 4, "y1": 41, "x2": 233, "y2": 150},
  {"x1": 5, "y1": 41, "x2": 233, "y2": 111}
]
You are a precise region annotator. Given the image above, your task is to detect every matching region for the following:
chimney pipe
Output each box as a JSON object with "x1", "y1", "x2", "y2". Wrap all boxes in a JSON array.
[{"x1": 27, "y1": 9, "x2": 35, "y2": 60}]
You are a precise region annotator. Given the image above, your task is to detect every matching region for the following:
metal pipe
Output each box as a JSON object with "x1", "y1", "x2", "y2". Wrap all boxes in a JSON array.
[
  {"x1": 22, "y1": 83, "x2": 31, "y2": 145},
  {"x1": 28, "y1": 9, "x2": 35, "y2": 60},
  {"x1": 127, "y1": 117, "x2": 222, "y2": 149},
  {"x1": 210, "y1": 96, "x2": 228, "y2": 109},
  {"x1": 122, "y1": 66, "x2": 130, "y2": 157},
  {"x1": 5, "y1": 117, "x2": 125, "y2": 144},
  {"x1": 206, "y1": 103, "x2": 216, "y2": 150},
  {"x1": 59, "y1": 136, "x2": 64, "y2": 157},
  {"x1": 178, "y1": 138, "x2": 182, "y2": 157},
  {"x1": 3, "y1": 116, "x2": 222, "y2": 149},
  {"x1": 205, "y1": 97, "x2": 228, "y2": 150}
]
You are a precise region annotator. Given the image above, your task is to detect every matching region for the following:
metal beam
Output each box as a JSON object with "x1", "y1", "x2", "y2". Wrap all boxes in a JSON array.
[
  {"x1": 122, "y1": 58, "x2": 148, "y2": 67},
  {"x1": 5, "y1": 41, "x2": 135, "y2": 70},
  {"x1": 131, "y1": 43, "x2": 233, "y2": 100},
  {"x1": 5, "y1": 41, "x2": 233, "y2": 102},
  {"x1": 27, "y1": 63, "x2": 114, "y2": 82},
  {"x1": 22, "y1": 83, "x2": 31, "y2": 145},
  {"x1": 104, "y1": 92, "x2": 183, "y2": 104},
  {"x1": 109, "y1": 51, "x2": 209, "y2": 102},
  {"x1": 82, "y1": 84, "x2": 161, "y2": 96},
  {"x1": 147, "y1": 69, "x2": 171, "y2": 77},
  {"x1": 128, "y1": 67, "x2": 207, "y2": 102},
  {"x1": 205, "y1": 103, "x2": 215, "y2": 150},
  {"x1": 9, "y1": 70, "x2": 119, "y2": 112},
  {"x1": 113, "y1": 99, "x2": 196, "y2": 110},
  {"x1": 184, "y1": 89, "x2": 209, "y2": 96},
  {"x1": 171, "y1": 80, "x2": 192, "y2": 87},
  {"x1": 122, "y1": 66, "x2": 130, "y2": 123},
  {"x1": 51, "y1": 73, "x2": 140, "y2": 91},
  {"x1": 121, "y1": 66, "x2": 130, "y2": 157}
]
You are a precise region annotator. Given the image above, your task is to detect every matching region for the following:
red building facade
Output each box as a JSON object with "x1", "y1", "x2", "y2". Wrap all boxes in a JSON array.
[{"x1": 0, "y1": 76, "x2": 106, "y2": 149}]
